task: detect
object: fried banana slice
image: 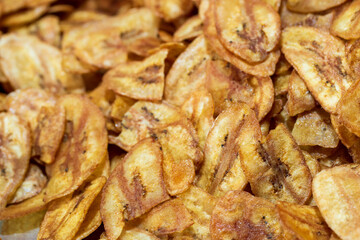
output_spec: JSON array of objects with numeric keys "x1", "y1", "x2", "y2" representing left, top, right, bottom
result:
[
  {"x1": 105, "y1": 49, "x2": 168, "y2": 101},
  {"x1": 292, "y1": 108, "x2": 339, "y2": 148},
  {"x1": 9, "y1": 164, "x2": 47, "y2": 204},
  {"x1": 37, "y1": 177, "x2": 106, "y2": 240},
  {"x1": 240, "y1": 123, "x2": 312, "y2": 204},
  {"x1": 281, "y1": 26, "x2": 353, "y2": 113},
  {"x1": 197, "y1": 103, "x2": 253, "y2": 196},
  {"x1": 44, "y1": 94, "x2": 108, "y2": 203},
  {"x1": 276, "y1": 201, "x2": 331, "y2": 240},
  {"x1": 110, "y1": 101, "x2": 182, "y2": 151},
  {"x1": 331, "y1": 0, "x2": 360, "y2": 40},
  {"x1": 0, "y1": 4, "x2": 48, "y2": 27},
  {"x1": 145, "y1": 0, "x2": 194, "y2": 22},
  {"x1": 174, "y1": 15, "x2": 203, "y2": 42},
  {"x1": 101, "y1": 138, "x2": 169, "y2": 240},
  {"x1": 313, "y1": 165, "x2": 360, "y2": 240},
  {"x1": 0, "y1": 113, "x2": 31, "y2": 209},
  {"x1": 0, "y1": 34, "x2": 83, "y2": 93},
  {"x1": 287, "y1": 0, "x2": 347, "y2": 13},
  {"x1": 210, "y1": 191, "x2": 283, "y2": 240},
  {"x1": 214, "y1": 0, "x2": 280, "y2": 63}
]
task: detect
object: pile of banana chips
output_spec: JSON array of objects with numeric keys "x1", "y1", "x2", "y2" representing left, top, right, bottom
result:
[{"x1": 1, "y1": 0, "x2": 360, "y2": 239}]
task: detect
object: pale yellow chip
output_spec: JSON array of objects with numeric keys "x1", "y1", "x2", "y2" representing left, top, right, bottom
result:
[
  {"x1": 281, "y1": 26, "x2": 353, "y2": 113},
  {"x1": 105, "y1": 49, "x2": 168, "y2": 101},
  {"x1": 313, "y1": 165, "x2": 360, "y2": 240},
  {"x1": 144, "y1": 0, "x2": 194, "y2": 22},
  {"x1": 331, "y1": 0, "x2": 360, "y2": 40},
  {"x1": 287, "y1": 0, "x2": 347, "y2": 13},
  {"x1": 174, "y1": 15, "x2": 203, "y2": 42}
]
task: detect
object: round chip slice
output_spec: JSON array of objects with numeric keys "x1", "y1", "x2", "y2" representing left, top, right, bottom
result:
[
  {"x1": 0, "y1": 112, "x2": 31, "y2": 209},
  {"x1": 214, "y1": 0, "x2": 280, "y2": 63},
  {"x1": 210, "y1": 191, "x2": 283, "y2": 240}
]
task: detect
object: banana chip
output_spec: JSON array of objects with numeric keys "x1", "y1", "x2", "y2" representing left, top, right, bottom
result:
[
  {"x1": 214, "y1": 0, "x2": 280, "y2": 63},
  {"x1": 346, "y1": 39, "x2": 360, "y2": 79},
  {"x1": 331, "y1": 0, "x2": 360, "y2": 40},
  {"x1": 276, "y1": 201, "x2": 331, "y2": 240},
  {"x1": 0, "y1": 0, "x2": 54, "y2": 16},
  {"x1": 155, "y1": 122, "x2": 202, "y2": 195},
  {"x1": 101, "y1": 138, "x2": 169, "y2": 240},
  {"x1": 287, "y1": 0, "x2": 347, "y2": 13},
  {"x1": 145, "y1": 0, "x2": 193, "y2": 22},
  {"x1": 292, "y1": 108, "x2": 339, "y2": 148},
  {"x1": 313, "y1": 165, "x2": 360, "y2": 240},
  {"x1": 203, "y1": 0, "x2": 280, "y2": 77},
  {"x1": 181, "y1": 89, "x2": 214, "y2": 150},
  {"x1": 118, "y1": 228, "x2": 161, "y2": 240},
  {"x1": 174, "y1": 15, "x2": 203, "y2": 42},
  {"x1": 240, "y1": 123, "x2": 312, "y2": 204},
  {"x1": 44, "y1": 94, "x2": 107, "y2": 203},
  {"x1": 9, "y1": 164, "x2": 47, "y2": 204},
  {"x1": 110, "y1": 101, "x2": 182, "y2": 151},
  {"x1": 197, "y1": 103, "x2": 253, "y2": 196},
  {"x1": 165, "y1": 35, "x2": 210, "y2": 106},
  {"x1": 282, "y1": 26, "x2": 354, "y2": 113},
  {"x1": 210, "y1": 191, "x2": 283, "y2": 240},
  {"x1": 105, "y1": 49, "x2": 168, "y2": 101},
  {"x1": 37, "y1": 176, "x2": 106, "y2": 240},
  {"x1": 137, "y1": 199, "x2": 193, "y2": 236},
  {"x1": 274, "y1": 74, "x2": 290, "y2": 96},
  {"x1": 286, "y1": 71, "x2": 316, "y2": 116},
  {"x1": 338, "y1": 78, "x2": 360, "y2": 137},
  {"x1": 0, "y1": 112, "x2": 31, "y2": 209},
  {"x1": 0, "y1": 4, "x2": 48, "y2": 27}
]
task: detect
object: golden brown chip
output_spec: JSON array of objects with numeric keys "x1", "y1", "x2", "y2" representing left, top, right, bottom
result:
[
  {"x1": 137, "y1": 199, "x2": 193, "y2": 236},
  {"x1": 147, "y1": 42, "x2": 186, "y2": 63},
  {"x1": 197, "y1": 103, "x2": 253, "y2": 196},
  {"x1": 9, "y1": 164, "x2": 47, "y2": 204},
  {"x1": 118, "y1": 228, "x2": 161, "y2": 240},
  {"x1": 240, "y1": 123, "x2": 312, "y2": 204},
  {"x1": 275, "y1": 55, "x2": 292, "y2": 76},
  {"x1": 286, "y1": 70, "x2": 316, "y2": 116},
  {"x1": 165, "y1": 35, "x2": 210, "y2": 106},
  {"x1": 273, "y1": 74, "x2": 290, "y2": 97},
  {"x1": 37, "y1": 176, "x2": 106, "y2": 240},
  {"x1": 59, "y1": 10, "x2": 108, "y2": 32},
  {"x1": 210, "y1": 191, "x2": 283, "y2": 240},
  {"x1": 181, "y1": 89, "x2": 214, "y2": 150},
  {"x1": 276, "y1": 201, "x2": 331, "y2": 240},
  {"x1": 287, "y1": 0, "x2": 347, "y2": 13},
  {"x1": 1, "y1": 4, "x2": 48, "y2": 27},
  {"x1": 338, "y1": 78, "x2": 360, "y2": 137},
  {"x1": 174, "y1": 15, "x2": 203, "y2": 42},
  {"x1": 281, "y1": 26, "x2": 353, "y2": 113},
  {"x1": 0, "y1": 0, "x2": 54, "y2": 16},
  {"x1": 313, "y1": 165, "x2": 360, "y2": 240},
  {"x1": 331, "y1": 0, "x2": 360, "y2": 40},
  {"x1": 0, "y1": 34, "x2": 84, "y2": 93},
  {"x1": 109, "y1": 101, "x2": 182, "y2": 151},
  {"x1": 0, "y1": 112, "x2": 31, "y2": 209},
  {"x1": 110, "y1": 95, "x2": 136, "y2": 124},
  {"x1": 105, "y1": 49, "x2": 168, "y2": 101},
  {"x1": 346, "y1": 39, "x2": 360, "y2": 79},
  {"x1": 101, "y1": 138, "x2": 169, "y2": 240},
  {"x1": 155, "y1": 122, "x2": 202, "y2": 195},
  {"x1": 44, "y1": 94, "x2": 108, "y2": 203},
  {"x1": 144, "y1": 0, "x2": 194, "y2": 22},
  {"x1": 0, "y1": 209, "x2": 45, "y2": 235},
  {"x1": 203, "y1": 0, "x2": 280, "y2": 77},
  {"x1": 263, "y1": 0, "x2": 281, "y2": 11},
  {"x1": 302, "y1": 150, "x2": 320, "y2": 178},
  {"x1": 292, "y1": 108, "x2": 339, "y2": 148},
  {"x1": 214, "y1": 0, "x2": 280, "y2": 63}
]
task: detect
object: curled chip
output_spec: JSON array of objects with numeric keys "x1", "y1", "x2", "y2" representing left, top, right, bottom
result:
[
  {"x1": 105, "y1": 49, "x2": 168, "y2": 101},
  {"x1": 0, "y1": 112, "x2": 31, "y2": 209},
  {"x1": 44, "y1": 94, "x2": 108, "y2": 203},
  {"x1": 0, "y1": 34, "x2": 84, "y2": 93},
  {"x1": 331, "y1": 0, "x2": 360, "y2": 40},
  {"x1": 292, "y1": 108, "x2": 339, "y2": 148},
  {"x1": 0, "y1": 4, "x2": 48, "y2": 27},
  {"x1": 181, "y1": 89, "x2": 214, "y2": 150},
  {"x1": 145, "y1": 0, "x2": 194, "y2": 22},
  {"x1": 101, "y1": 138, "x2": 169, "y2": 240},
  {"x1": 210, "y1": 191, "x2": 283, "y2": 240},
  {"x1": 286, "y1": 71, "x2": 316, "y2": 116},
  {"x1": 338, "y1": 78, "x2": 360, "y2": 137},
  {"x1": 281, "y1": 26, "x2": 353, "y2": 113},
  {"x1": 155, "y1": 122, "x2": 202, "y2": 195},
  {"x1": 205, "y1": 56, "x2": 274, "y2": 119},
  {"x1": 165, "y1": 35, "x2": 210, "y2": 106},
  {"x1": 197, "y1": 103, "x2": 252, "y2": 196},
  {"x1": 240, "y1": 123, "x2": 312, "y2": 204},
  {"x1": 137, "y1": 199, "x2": 193, "y2": 236},
  {"x1": 287, "y1": 0, "x2": 347, "y2": 13},
  {"x1": 38, "y1": 177, "x2": 106, "y2": 240},
  {"x1": 276, "y1": 201, "x2": 331, "y2": 240},
  {"x1": 214, "y1": 0, "x2": 280, "y2": 63},
  {"x1": 9, "y1": 164, "x2": 47, "y2": 204},
  {"x1": 110, "y1": 101, "x2": 182, "y2": 151},
  {"x1": 313, "y1": 165, "x2": 360, "y2": 240},
  {"x1": 174, "y1": 15, "x2": 203, "y2": 42}
]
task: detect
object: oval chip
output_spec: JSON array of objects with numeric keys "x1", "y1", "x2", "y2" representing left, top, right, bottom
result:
[
  {"x1": 287, "y1": 0, "x2": 347, "y2": 13},
  {"x1": 331, "y1": 0, "x2": 360, "y2": 40}
]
